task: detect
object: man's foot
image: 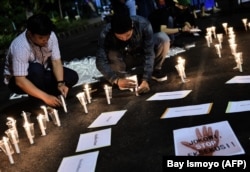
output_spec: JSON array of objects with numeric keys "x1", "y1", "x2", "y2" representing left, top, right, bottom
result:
[
  {"x1": 213, "y1": 7, "x2": 221, "y2": 13},
  {"x1": 152, "y1": 70, "x2": 167, "y2": 82},
  {"x1": 201, "y1": 12, "x2": 210, "y2": 17}
]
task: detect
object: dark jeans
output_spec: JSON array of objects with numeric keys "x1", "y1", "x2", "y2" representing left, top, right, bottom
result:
[{"x1": 8, "y1": 63, "x2": 79, "y2": 96}]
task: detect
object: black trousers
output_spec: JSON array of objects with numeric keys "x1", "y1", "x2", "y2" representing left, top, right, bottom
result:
[{"x1": 8, "y1": 63, "x2": 79, "y2": 96}]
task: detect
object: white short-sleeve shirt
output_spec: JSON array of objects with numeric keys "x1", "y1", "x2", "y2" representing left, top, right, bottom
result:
[{"x1": 3, "y1": 30, "x2": 61, "y2": 84}]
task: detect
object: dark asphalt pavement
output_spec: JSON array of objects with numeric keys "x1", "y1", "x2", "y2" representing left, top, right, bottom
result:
[{"x1": 1, "y1": 2, "x2": 250, "y2": 172}]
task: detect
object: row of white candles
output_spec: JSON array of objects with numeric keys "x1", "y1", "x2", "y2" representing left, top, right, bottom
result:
[
  {"x1": 205, "y1": 23, "x2": 243, "y2": 72},
  {"x1": 0, "y1": 106, "x2": 63, "y2": 164},
  {"x1": 76, "y1": 84, "x2": 113, "y2": 114}
]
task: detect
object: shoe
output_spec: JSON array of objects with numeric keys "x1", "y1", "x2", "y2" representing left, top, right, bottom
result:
[
  {"x1": 152, "y1": 70, "x2": 167, "y2": 82},
  {"x1": 201, "y1": 12, "x2": 210, "y2": 17},
  {"x1": 213, "y1": 7, "x2": 221, "y2": 13}
]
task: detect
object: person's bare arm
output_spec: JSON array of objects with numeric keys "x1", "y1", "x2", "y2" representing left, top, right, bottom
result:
[{"x1": 51, "y1": 59, "x2": 69, "y2": 97}]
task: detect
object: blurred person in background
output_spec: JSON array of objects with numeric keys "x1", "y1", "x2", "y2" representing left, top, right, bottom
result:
[{"x1": 149, "y1": 0, "x2": 197, "y2": 46}]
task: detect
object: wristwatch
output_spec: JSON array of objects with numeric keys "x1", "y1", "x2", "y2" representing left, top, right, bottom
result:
[
  {"x1": 57, "y1": 80, "x2": 65, "y2": 87},
  {"x1": 178, "y1": 27, "x2": 183, "y2": 33}
]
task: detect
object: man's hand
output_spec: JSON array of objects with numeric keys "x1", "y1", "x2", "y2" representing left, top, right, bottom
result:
[
  {"x1": 57, "y1": 84, "x2": 69, "y2": 98},
  {"x1": 182, "y1": 22, "x2": 193, "y2": 32},
  {"x1": 117, "y1": 78, "x2": 137, "y2": 89},
  {"x1": 43, "y1": 94, "x2": 62, "y2": 107},
  {"x1": 138, "y1": 80, "x2": 150, "y2": 94}
]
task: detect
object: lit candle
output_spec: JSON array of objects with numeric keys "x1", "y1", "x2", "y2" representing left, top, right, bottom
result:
[
  {"x1": 234, "y1": 52, "x2": 243, "y2": 72},
  {"x1": 205, "y1": 35, "x2": 210, "y2": 47},
  {"x1": 59, "y1": 95, "x2": 67, "y2": 113},
  {"x1": 214, "y1": 44, "x2": 221, "y2": 58},
  {"x1": 227, "y1": 27, "x2": 234, "y2": 35},
  {"x1": 211, "y1": 26, "x2": 216, "y2": 38},
  {"x1": 84, "y1": 84, "x2": 91, "y2": 103},
  {"x1": 1, "y1": 136, "x2": 14, "y2": 164},
  {"x1": 40, "y1": 105, "x2": 49, "y2": 121},
  {"x1": 242, "y1": 18, "x2": 248, "y2": 31},
  {"x1": 126, "y1": 75, "x2": 139, "y2": 96},
  {"x1": 37, "y1": 114, "x2": 47, "y2": 136},
  {"x1": 5, "y1": 128, "x2": 20, "y2": 154},
  {"x1": 76, "y1": 92, "x2": 88, "y2": 113},
  {"x1": 175, "y1": 57, "x2": 186, "y2": 83},
  {"x1": 229, "y1": 43, "x2": 237, "y2": 55},
  {"x1": 53, "y1": 109, "x2": 61, "y2": 126},
  {"x1": 6, "y1": 117, "x2": 19, "y2": 137},
  {"x1": 21, "y1": 111, "x2": 29, "y2": 123},
  {"x1": 23, "y1": 122, "x2": 34, "y2": 144},
  {"x1": 104, "y1": 85, "x2": 112, "y2": 104},
  {"x1": 222, "y1": 22, "x2": 228, "y2": 34},
  {"x1": 217, "y1": 33, "x2": 223, "y2": 48}
]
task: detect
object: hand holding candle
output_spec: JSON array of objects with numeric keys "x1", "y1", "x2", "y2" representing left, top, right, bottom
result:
[{"x1": 126, "y1": 75, "x2": 139, "y2": 96}]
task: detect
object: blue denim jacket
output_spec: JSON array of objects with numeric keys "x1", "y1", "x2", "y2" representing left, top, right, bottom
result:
[{"x1": 96, "y1": 15, "x2": 155, "y2": 84}]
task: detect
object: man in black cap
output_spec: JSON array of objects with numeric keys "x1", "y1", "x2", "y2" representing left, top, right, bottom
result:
[{"x1": 96, "y1": 14, "x2": 170, "y2": 94}]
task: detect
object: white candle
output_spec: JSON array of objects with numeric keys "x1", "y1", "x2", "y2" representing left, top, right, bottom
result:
[
  {"x1": 211, "y1": 26, "x2": 216, "y2": 38},
  {"x1": 205, "y1": 35, "x2": 210, "y2": 47},
  {"x1": 23, "y1": 122, "x2": 34, "y2": 144},
  {"x1": 84, "y1": 84, "x2": 91, "y2": 103},
  {"x1": 59, "y1": 95, "x2": 67, "y2": 113},
  {"x1": 76, "y1": 92, "x2": 88, "y2": 113},
  {"x1": 21, "y1": 111, "x2": 29, "y2": 123},
  {"x1": 53, "y1": 109, "x2": 61, "y2": 126},
  {"x1": 214, "y1": 44, "x2": 221, "y2": 58},
  {"x1": 104, "y1": 85, "x2": 111, "y2": 104},
  {"x1": 37, "y1": 114, "x2": 46, "y2": 136},
  {"x1": 6, "y1": 117, "x2": 19, "y2": 137},
  {"x1": 176, "y1": 57, "x2": 186, "y2": 83},
  {"x1": 222, "y1": 23, "x2": 228, "y2": 34},
  {"x1": 2, "y1": 136, "x2": 14, "y2": 164},
  {"x1": 242, "y1": 18, "x2": 248, "y2": 31},
  {"x1": 228, "y1": 27, "x2": 234, "y2": 35},
  {"x1": 5, "y1": 129, "x2": 20, "y2": 154},
  {"x1": 217, "y1": 33, "x2": 223, "y2": 48},
  {"x1": 40, "y1": 105, "x2": 49, "y2": 121},
  {"x1": 229, "y1": 43, "x2": 237, "y2": 55},
  {"x1": 235, "y1": 52, "x2": 243, "y2": 72},
  {"x1": 175, "y1": 65, "x2": 185, "y2": 83}
]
